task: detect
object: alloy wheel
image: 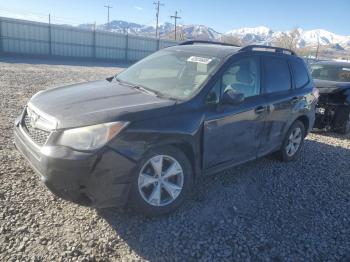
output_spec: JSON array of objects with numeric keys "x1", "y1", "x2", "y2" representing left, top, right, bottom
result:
[
  {"x1": 138, "y1": 155, "x2": 184, "y2": 207},
  {"x1": 286, "y1": 127, "x2": 302, "y2": 157}
]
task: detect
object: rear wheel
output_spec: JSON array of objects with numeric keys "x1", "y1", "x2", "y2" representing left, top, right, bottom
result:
[
  {"x1": 276, "y1": 120, "x2": 305, "y2": 162},
  {"x1": 129, "y1": 146, "x2": 193, "y2": 216}
]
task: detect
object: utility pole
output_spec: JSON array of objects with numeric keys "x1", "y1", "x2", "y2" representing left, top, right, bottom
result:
[
  {"x1": 315, "y1": 36, "x2": 320, "y2": 60},
  {"x1": 170, "y1": 11, "x2": 181, "y2": 41},
  {"x1": 93, "y1": 21, "x2": 96, "y2": 58},
  {"x1": 104, "y1": 5, "x2": 112, "y2": 30},
  {"x1": 153, "y1": 1, "x2": 164, "y2": 39},
  {"x1": 48, "y1": 13, "x2": 52, "y2": 56}
]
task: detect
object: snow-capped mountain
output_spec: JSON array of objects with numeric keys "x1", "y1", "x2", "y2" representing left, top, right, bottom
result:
[
  {"x1": 226, "y1": 26, "x2": 350, "y2": 49},
  {"x1": 299, "y1": 29, "x2": 350, "y2": 47},
  {"x1": 226, "y1": 26, "x2": 274, "y2": 43},
  {"x1": 79, "y1": 20, "x2": 220, "y2": 40},
  {"x1": 78, "y1": 20, "x2": 350, "y2": 49},
  {"x1": 179, "y1": 24, "x2": 221, "y2": 40},
  {"x1": 79, "y1": 20, "x2": 152, "y2": 34}
]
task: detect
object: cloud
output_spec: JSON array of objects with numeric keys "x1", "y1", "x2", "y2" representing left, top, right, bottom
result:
[{"x1": 134, "y1": 6, "x2": 143, "y2": 11}]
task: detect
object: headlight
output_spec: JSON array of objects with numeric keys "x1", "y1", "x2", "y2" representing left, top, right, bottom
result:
[{"x1": 57, "y1": 121, "x2": 129, "y2": 150}]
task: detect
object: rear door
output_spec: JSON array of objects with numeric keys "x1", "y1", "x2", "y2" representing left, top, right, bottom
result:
[{"x1": 258, "y1": 55, "x2": 295, "y2": 156}]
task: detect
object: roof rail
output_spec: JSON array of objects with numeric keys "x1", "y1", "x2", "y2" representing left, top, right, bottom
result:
[
  {"x1": 240, "y1": 45, "x2": 296, "y2": 55},
  {"x1": 179, "y1": 40, "x2": 240, "y2": 47}
]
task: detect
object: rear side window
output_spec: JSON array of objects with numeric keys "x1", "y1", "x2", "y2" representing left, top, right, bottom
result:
[
  {"x1": 264, "y1": 57, "x2": 292, "y2": 93},
  {"x1": 291, "y1": 58, "x2": 309, "y2": 88}
]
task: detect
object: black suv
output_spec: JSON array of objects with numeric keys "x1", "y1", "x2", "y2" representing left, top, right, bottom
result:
[{"x1": 14, "y1": 42, "x2": 317, "y2": 215}]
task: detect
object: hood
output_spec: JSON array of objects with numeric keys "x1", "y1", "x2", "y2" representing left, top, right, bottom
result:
[
  {"x1": 29, "y1": 79, "x2": 176, "y2": 129},
  {"x1": 314, "y1": 79, "x2": 350, "y2": 94}
]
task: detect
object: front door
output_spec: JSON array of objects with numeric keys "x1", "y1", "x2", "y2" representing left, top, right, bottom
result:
[{"x1": 203, "y1": 55, "x2": 267, "y2": 169}]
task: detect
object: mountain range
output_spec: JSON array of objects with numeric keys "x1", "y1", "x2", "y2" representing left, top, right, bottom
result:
[
  {"x1": 226, "y1": 26, "x2": 350, "y2": 49},
  {"x1": 78, "y1": 20, "x2": 350, "y2": 50}
]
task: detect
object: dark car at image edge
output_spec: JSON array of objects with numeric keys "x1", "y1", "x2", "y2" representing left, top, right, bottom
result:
[
  {"x1": 14, "y1": 41, "x2": 318, "y2": 216},
  {"x1": 310, "y1": 60, "x2": 350, "y2": 134}
]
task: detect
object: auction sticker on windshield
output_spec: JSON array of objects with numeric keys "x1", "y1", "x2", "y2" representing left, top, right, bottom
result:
[{"x1": 187, "y1": 56, "x2": 213, "y2": 64}]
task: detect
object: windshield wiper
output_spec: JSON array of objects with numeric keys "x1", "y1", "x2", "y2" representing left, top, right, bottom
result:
[
  {"x1": 115, "y1": 77, "x2": 160, "y2": 97},
  {"x1": 115, "y1": 77, "x2": 180, "y2": 101},
  {"x1": 133, "y1": 85, "x2": 160, "y2": 96}
]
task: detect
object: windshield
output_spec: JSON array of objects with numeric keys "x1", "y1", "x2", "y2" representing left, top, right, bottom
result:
[
  {"x1": 310, "y1": 64, "x2": 350, "y2": 82},
  {"x1": 116, "y1": 50, "x2": 221, "y2": 100}
]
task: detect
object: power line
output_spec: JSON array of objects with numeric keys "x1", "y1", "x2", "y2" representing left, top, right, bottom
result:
[
  {"x1": 153, "y1": 1, "x2": 164, "y2": 39},
  {"x1": 104, "y1": 5, "x2": 113, "y2": 29},
  {"x1": 170, "y1": 11, "x2": 181, "y2": 41}
]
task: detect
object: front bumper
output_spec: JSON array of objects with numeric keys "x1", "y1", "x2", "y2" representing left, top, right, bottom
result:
[{"x1": 14, "y1": 122, "x2": 136, "y2": 208}]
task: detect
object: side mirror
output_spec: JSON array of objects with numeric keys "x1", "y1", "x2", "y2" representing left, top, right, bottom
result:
[
  {"x1": 106, "y1": 76, "x2": 115, "y2": 82},
  {"x1": 221, "y1": 90, "x2": 245, "y2": 105}
]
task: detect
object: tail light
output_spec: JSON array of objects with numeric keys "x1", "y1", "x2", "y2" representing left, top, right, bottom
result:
[{"x1": 312, "y1": 87, "x2": 320, "y2": 100}]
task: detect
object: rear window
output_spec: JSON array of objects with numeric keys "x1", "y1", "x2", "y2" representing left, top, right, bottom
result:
[
  {"x1": 291, "y1": 58, "x2": 309, "y2": 88},
  {"x1": 264, "y1": 57, "x2": 292, "y2": 93}
]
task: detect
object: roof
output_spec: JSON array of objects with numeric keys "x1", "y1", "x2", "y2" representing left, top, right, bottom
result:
[
  {"x1": 166, "y1": 42, "x2": 297, "y2": 59},
  {"x1": 166, "y1": 44, "x2": 241, "y2": 59}
]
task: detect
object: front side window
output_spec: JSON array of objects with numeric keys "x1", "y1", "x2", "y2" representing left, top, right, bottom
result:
[
  {"x1": 116, "y1": 50, "x2": 221, "y2": 100},
  {"x1": 310, "y1": 64, "x2": 350, "y2": 82},
  {"x1": 222, "y1": 57, "x2": 260, "y2": 98},
  {"x1": 206, "y1": 56, "x2": 260, "y2": 104},
  {"x1": 264, "y1": 57, "x2": 292, "y2": 93}
]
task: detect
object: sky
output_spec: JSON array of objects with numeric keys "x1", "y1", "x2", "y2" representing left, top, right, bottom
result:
[{"x1": 0, "y1": 0, "x2": 349, "y2": 35}]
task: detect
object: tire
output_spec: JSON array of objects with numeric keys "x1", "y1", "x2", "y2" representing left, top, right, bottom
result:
[
  {"x1": 129, "y1": 146, "x2": 193, "y2": 216},
  {"x1": 334, "y1": 108, "x2": 350, "y2": 134},
  {"x1": 276, "y1": 120, "x2": 306, "y2": 162}
]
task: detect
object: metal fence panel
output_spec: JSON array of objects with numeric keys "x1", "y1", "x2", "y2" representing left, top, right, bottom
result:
[
  {"x1": 128, "y1": 35, "x2": 158, "y2": 51},
  {"x1": 52, "y1": 25, "x2": 93, "y2": 45},
  {"x1": 96, "y1": 31, "x2": 126, "y2": 48},
  {"x1": 0, "y1": 16, "x2": 178, "y2": 61},
  {"x1": 0, "y1": 17, "x2": 49, "y2": 55},
  {"x1": 51, "y1": 25, "x2": 93, "y2": 57},
  {"x1": 96, "y1": 47, "x2": 125, "y2": 60},
  {"x1": 128, "y1": 35, "x2": 158, "y2": 61},
  {"x1": 51, "y1": 43, "x2": 92, "y2": 57},
  {"x1": 95, "y1": 31, "x2": 126, "y2": 60},
  {"x1": 3, "y1": 38, "x2": 49, "y2": 55},
  {"x1": 2, "y1": 18, "x2": 48, "y2": 41},
  {"x1": 159, "y1": 40, "x2": 177, "y2": 49}
]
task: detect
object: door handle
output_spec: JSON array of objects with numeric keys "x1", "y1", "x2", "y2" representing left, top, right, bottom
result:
[{"x1": 255, "y1": 106, "x2": 266, "y2": 114}]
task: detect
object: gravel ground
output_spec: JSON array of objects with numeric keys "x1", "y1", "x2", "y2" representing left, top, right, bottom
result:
[{"x1": 0, "y1": 57, "x2": 350, "y2": 261}]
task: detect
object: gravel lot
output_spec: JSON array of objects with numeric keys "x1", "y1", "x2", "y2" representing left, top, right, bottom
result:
[{"x1": 0, "y1": 56, "x2": 350, "y2": 261}]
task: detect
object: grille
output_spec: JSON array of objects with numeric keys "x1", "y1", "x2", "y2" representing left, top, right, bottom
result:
[{"x1": 22, "y1": 111, "x2": 50, "y2": 146}]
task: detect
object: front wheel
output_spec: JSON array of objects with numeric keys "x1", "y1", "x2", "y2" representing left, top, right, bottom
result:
[
  {"x1": 276, "y1": 120, "x2": 306, "y2": 162},
  {"x1": 129, "y1": 146, "x2": 193, "y2": 216}
]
